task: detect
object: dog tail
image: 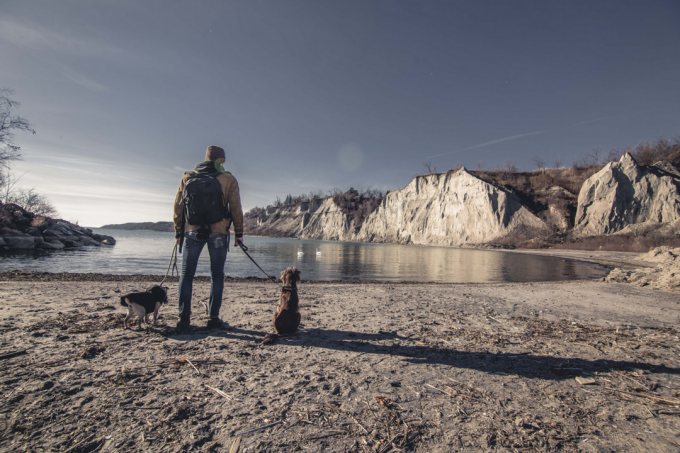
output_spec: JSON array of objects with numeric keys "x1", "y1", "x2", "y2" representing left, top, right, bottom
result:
[
  {"x1": 120, "y1": 296, "x2": 128, "y2": 307},
  {"x1": 261, "y1": 333, "x2": 279, "y2": 345}
]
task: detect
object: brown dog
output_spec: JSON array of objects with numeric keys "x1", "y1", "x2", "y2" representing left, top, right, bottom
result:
[{"x1": 262, "y1": 267, "x2": 301, "y2": 345}]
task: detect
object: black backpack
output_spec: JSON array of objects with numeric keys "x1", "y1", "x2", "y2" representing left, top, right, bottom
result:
[{"x1": 182, "y1": 171, "x2": 230, "y2": 227}]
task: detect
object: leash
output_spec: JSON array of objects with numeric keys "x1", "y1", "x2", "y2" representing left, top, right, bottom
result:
[
  {"x1": 238, "y1": 243, "x2": 277, "y2": 283},
  {"x1": 159, "y1": 244, "x2": 179, "y2": 287}
]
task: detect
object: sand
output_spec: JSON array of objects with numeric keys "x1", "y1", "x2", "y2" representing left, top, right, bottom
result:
[{"x1": 1, "y1": 268, "x2": 679, "y2": 452}]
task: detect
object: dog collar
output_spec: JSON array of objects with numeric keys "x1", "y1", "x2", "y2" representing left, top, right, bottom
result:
[{"x1": 281, "y1": 286, "x2": 296, "y2": 293}]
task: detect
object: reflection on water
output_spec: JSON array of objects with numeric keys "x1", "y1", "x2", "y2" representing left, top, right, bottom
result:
[{"x1": 0, "y1": 229, "x2": 605, "y2": 283}]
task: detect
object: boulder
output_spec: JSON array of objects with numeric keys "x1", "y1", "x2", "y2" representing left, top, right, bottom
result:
[
  {"x1": 24, "y1": 227, "x2": 43, "y2": 237},
  {"x1": 2, "y1": 233, "x2": 38, "y2": 249},
  {"x1": 92, "y1": 234, "x2": 116, "y2": 245},
  {"x1": 575, "y1": 153, "x2": 680, "y2": 235},
  {"x1": 37, "y1": 241, "x2": 65, "y2": 250}
]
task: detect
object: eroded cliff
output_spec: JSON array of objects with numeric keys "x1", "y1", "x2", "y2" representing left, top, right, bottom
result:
[
  {"x1": 357, "y1": 169, "x2": 549, "y2": 246},
  {"x1": 250, "y1": 168, "x2": 550, "y2": 246},
  {"x1": 575, "y1": 153, "x2": 680, "y2": 235}
]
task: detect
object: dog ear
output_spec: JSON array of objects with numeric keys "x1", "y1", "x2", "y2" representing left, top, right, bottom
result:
[{"x1": 293, "y1": 268, "x2": 301, "y2": 282}]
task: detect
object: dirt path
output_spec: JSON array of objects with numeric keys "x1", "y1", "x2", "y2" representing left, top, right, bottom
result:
[{"x1": 1, "y1": 275, "x2": 679, "y2": 452}]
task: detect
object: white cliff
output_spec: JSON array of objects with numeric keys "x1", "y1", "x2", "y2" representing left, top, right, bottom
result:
[
  {"x1": 253, "y1": 198, "x2": 355, "y2": 241},
  {"x1": 575, "y1": 153, "x2": 680, "y2": 235},
  {"x1": 356, "y1": 169, "x2": 549, "y2": 246}
]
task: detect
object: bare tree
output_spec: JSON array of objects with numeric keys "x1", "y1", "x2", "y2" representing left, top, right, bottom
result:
[
  {"x1": 452, "y1": 161, "x2": 463, "y2": 171},
  {"x1": 7, "y1": 187, "x2": 58, "y2": 217},
  {"x1": 554, "y1": 156, "x2": 562, "y2": 168},
  {"x1": 503, "y1": 160, "x2": 518, "y2": 172},
  {"x1": 0, "y1": 89, "x2": 35, "y2": 168},
  {"x1": 587, "y1": 148, "x2": 603, "y2": 165},
  {"x1": 532, "y1": 156, "x2": 545, "y2": 172},
  {"x1": 2, "y1": 169, "x2": 27, "y2": 203},
  {"x1": 477, "y1": 160, "x2": 484, "y2": 170},
  {"x1": 422, "y1": 160, "x2": 437, "y2": 175}
]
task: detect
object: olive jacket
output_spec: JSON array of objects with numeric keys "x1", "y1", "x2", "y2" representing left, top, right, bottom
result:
[{"x1": 173, "y1": 162, "x2": 244, "y2": 238}]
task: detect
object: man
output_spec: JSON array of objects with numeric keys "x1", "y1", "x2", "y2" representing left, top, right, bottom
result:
[{"x1": 173, "y1": 145, "x2": 244, "y2": 330}]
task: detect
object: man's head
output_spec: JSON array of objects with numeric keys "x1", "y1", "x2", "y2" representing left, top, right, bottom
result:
[{"x1": 206, "y1": 145, "x2": 225, "y2": 162}]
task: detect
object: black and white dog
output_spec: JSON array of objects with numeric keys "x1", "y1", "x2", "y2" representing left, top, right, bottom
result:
[{"x1": 120, "y1": 286, "x2": 168, "y2": 329}]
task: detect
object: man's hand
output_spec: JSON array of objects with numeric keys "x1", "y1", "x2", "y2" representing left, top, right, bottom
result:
[
  {"x1": 234, "y1": 237, "x2": 243, "y2": 248},
  {"x1": 176, "y1": 236, "x2": 182, "y2": 245}
]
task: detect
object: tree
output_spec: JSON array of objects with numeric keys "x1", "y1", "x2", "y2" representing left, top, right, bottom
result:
[
  {"x1": 587, "y1": 148, "x2": 603, "y2": 165},
  {"x1": 503, "y1": 160, "x2": 518, "y2": 172},
  {"x1": 554, "y1": 156, "x2": 562, "y2": 169},
  {"x1": 532, "y1": 156, "x2": 545, "y2": 172},
  {"x1": 422, "y1": 160, "x2": 437, "y2": 175},
  {"x1": 7, "y1": 187, "x2": 58, "y2": 217},
  {"x1": 0, "y1": 89, "x2": 35, "y2": 168}
]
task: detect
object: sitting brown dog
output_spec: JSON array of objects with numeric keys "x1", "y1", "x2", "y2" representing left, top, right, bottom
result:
[{"x1": 262, "y1": 267, "x2": 301, "y2": 345}]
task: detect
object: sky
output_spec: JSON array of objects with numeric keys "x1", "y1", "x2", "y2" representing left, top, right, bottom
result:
[{"x1": 1, "y1": 0, "x2": 679, "y2": 227}]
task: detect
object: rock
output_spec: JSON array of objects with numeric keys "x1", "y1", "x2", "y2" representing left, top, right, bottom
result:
[
  {"x1": 357, "y1": 169, "x2": 550, "y2": 246},
  {"x1": 37, "y1": 241, "x2": 65, "y2": 250},
  {"x1": 2, "y1": 233, "x2": 38, "y2": 249},
  {"x1": 24, "y1": 227, "x2": 42, "y2": 237},
  {"x1": 604, "y1": 246, "x2": 680, "y2": 292},
  {"x1": 575, "y1": 153, "x2": 680, "y2": 235},
  {"x1": 92, "y1": 234, "x2": 116, "y2": 245}
]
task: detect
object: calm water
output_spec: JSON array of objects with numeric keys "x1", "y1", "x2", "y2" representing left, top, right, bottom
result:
[{"x1": 0, "y1": 229, "x2": 606, "y2": 283}]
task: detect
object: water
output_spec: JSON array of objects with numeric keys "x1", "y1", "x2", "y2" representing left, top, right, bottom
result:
[{"x1": 0, "y1": 229, "x2": 606, "y2": 283}]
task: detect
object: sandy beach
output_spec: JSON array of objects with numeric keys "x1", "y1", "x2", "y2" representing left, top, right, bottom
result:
[{"x1": 1, "y1": 267, "x2": 679, "y2": 452}]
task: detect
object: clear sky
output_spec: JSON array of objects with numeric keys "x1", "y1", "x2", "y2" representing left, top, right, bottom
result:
[{"x1": 1, "y1": 1, "x2": 679, "y2": 227}]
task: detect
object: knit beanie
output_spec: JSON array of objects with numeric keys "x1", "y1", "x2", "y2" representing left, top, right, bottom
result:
[{"x1": 206, "y1": 145, "x2": 225, "y2": 161}]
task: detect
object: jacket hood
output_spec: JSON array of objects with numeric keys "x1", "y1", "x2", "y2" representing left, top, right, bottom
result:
[{"x1": 194, "y1": 160, "x2": 231, "y2": 175}]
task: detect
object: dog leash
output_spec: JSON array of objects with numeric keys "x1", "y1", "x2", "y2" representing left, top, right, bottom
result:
[
  {"x1": 159, "y1": 244, "x2": 179, "y2": 287},
  {"x1": 238, "y1": 243, "x2": 277, "y2": 283}
]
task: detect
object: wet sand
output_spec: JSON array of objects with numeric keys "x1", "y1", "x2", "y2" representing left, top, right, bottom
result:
[{"x1": 1, "y1": 269, "x2": 679, "y2": 452}]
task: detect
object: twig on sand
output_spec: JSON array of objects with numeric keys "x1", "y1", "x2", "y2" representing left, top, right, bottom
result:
[
  {"x1": 351, "y1": 415, "x2": 370, "y2": 434},
  {"x1": 306, "y1": 431, "x2": 345, "y2": 441},
  {"x1": 235, "y1": 420, "x2": 282, "y2": 436},
  {"x1": 0, "y1": 350, "x2": 27, "y2": 361},
  {"x1": 205, "y1": 384, "x2": 232, "y2": 400},
  {"x1": 174, "y1": 357, "x2": 203, "y2": 376},
  {"x1": 185, "y1": 358, "x2": 202, "y2": 376},
  {"x1": 618, "y1": 389, "x2": 680, "y2": 405},
  {"x1": 63, "y1": 434, "x2": 98, "y2": 453}
]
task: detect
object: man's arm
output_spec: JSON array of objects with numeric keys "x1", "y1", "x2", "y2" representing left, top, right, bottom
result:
[
  {"x1": 173, "y1": 178, "x2": 185, "y2": 244},
  {"x1": 228, "y1": 178, "x2": 244, "y2": 244}
]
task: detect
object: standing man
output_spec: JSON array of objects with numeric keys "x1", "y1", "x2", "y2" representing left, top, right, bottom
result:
[{"x1": 173, "y1": 145, "x2": 244, "y2": 330}]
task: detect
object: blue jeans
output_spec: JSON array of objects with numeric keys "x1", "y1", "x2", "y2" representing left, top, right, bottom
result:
[{"x1": 178, "y1": 231, "x2": 229, "y2": 319}]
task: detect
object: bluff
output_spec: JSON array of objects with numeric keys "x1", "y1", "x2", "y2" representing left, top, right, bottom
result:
[
  {"x1": 0, "y1": 203, "x2": 115, "y2": 251},
  {"x1": 357, "y1": 169, "x2": 549, "y2": 246},
  {"x1": 575, "y1": 153, "x2": 680, "y2": 235},
  {"x1": 250, "y1": 168, "x2": 551, "y2": 246},
  {"x1": 250, "y1": 198, "x2": 355, "y2": 240}
]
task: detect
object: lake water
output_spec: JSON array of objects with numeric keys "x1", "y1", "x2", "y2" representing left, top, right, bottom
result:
[{"x1": 0, "y1": 229, "x2": 606, "y2": 283}]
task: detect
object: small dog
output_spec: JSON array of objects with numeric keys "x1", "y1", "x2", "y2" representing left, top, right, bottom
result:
[
  {"x1": 262, "y1": 267, "x2": 301, "y2": 345},
  {"x1": 120, "y1": 285, "x2": 168, "y2": 329}
]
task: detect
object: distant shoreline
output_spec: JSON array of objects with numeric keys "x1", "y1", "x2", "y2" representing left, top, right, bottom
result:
[{"x1": 99, "y1": 221, "x2": 173, "y2": 232}]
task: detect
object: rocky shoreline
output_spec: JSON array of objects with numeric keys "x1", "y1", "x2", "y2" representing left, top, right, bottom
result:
[{"x1": 0, "y1": 203, "x2": 115, "y2": 251}]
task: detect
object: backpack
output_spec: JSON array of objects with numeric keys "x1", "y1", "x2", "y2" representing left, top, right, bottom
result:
[{"x1": 182, "y1": 171, "x2": 230, "y2": 227}]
